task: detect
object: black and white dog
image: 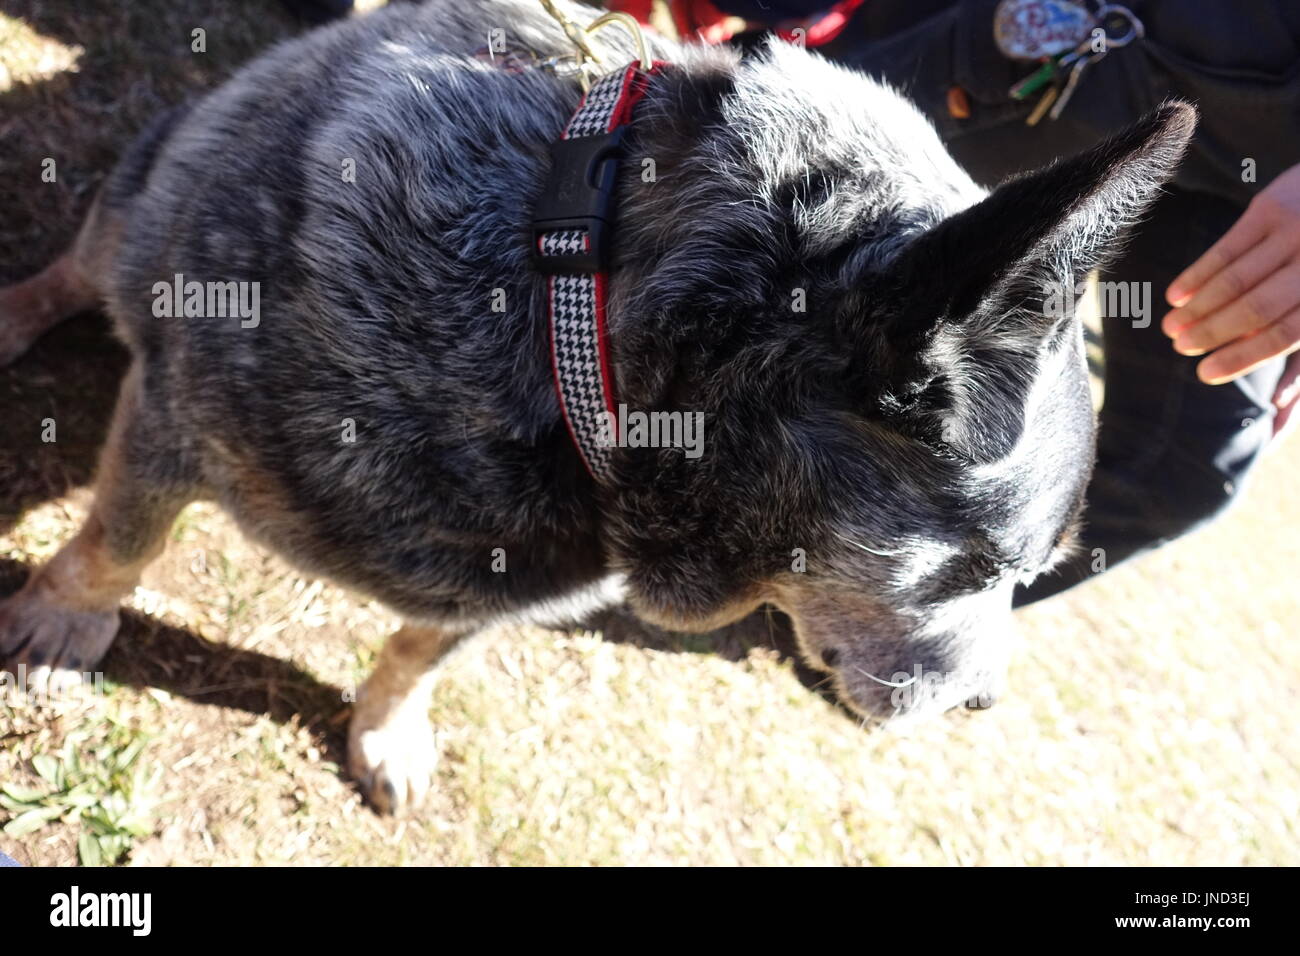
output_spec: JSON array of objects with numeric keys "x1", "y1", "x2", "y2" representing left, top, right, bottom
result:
[{"x1": 0, "y1": 0, "x2": 1192, "y2": 812}]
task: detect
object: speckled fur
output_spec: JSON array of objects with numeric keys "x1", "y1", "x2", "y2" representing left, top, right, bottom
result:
[{"x1": 1, "y1": 0, "x2": 1194, "y2": 747}]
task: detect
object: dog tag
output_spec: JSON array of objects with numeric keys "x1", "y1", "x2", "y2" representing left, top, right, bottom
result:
[{"x1": 994, "y1": 0, "x2": 1096, "y2": 61}]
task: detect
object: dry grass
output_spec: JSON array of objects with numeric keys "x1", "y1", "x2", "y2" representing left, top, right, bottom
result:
[{"x1": 1, "y1": 0, "x2": 1298, "y2": 867}]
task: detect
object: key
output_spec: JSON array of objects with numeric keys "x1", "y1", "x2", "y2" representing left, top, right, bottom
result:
[
  {"x1": 1017, "y1": 6, "x2": 1146, "y2": 126},
  {"x1": 1020, "y1": 36, "x2": 1090, "y2": 125},
  {"x1": 1048, "y1": 48, "x2": 1105, "y2": 121},
  {"x1": 1024, "y1": 85, "x2": 1059, "y2": 126},
  {"x1": 1010, "y1": 38, "x2": 1090, "y2": 102},
  {"x1": 1010, "y1": 59, "x2": 1057, "y2": 101}
]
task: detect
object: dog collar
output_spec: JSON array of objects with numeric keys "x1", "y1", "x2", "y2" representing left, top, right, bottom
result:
[{"x1": 533, "y1": 62, "x2": 667, "y2": 483}]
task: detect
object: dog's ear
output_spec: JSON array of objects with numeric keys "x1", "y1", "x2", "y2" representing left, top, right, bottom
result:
[
  {"x1": 852, "y1": 101, "x2": 1196, "y2": 461},
  {"x1": 884, "y1": 101, "x2": 1195, "y2": 333}
]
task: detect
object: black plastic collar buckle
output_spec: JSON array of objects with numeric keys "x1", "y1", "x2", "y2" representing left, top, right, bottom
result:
[{"x1": 532, "y1": 128, "x2": 626, "y2": 274}]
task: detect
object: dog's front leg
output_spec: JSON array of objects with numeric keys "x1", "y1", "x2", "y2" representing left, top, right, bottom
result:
[
  {"x1": 0, "y1": 364, "x2": 193, "y2": 682},
  {"x1": 348, "y1": 624, "x2": 467, "y2": 815}
]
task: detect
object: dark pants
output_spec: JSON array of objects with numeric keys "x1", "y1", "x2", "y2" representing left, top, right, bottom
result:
[
  {"x1": 1014, "y1": 188, "x2": 1283, "y2": 603},
  {"x1": 817, "y1": 0, "x2": 1295, "y2": 602}
]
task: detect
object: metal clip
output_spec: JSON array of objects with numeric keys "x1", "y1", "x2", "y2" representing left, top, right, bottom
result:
[{"x1": 536, "y1": 1, "x2": 652, "y2": 90}]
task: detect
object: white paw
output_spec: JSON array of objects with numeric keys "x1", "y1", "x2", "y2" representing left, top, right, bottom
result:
[{"x1": 347, "y1": 702, "x2": 438, "y2": 815}]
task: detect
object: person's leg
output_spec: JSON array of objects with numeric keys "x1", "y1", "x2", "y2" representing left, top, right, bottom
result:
[{"x1": 1014, "y1": 188, "x2": 1286, "y2": 605}]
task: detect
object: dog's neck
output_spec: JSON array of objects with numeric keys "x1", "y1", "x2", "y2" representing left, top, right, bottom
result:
[
  {"x1": 594, "y1": 55, "x2": 745, "y2": 417},
  {"x1": 529, "y1": 51, "x2": 744, "y2": 482}
]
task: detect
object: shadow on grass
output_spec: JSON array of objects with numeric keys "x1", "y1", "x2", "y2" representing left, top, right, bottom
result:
[
  {"x1": 0, "y1": 557, "x2": 350, "y2": 765},
  {"x1": 1, "y1": 544, "x2": 841, "y2": 756},
  {"x1": 0, "y1": 312, "x2": 127, "y2": 535},
  {"x1": 586, "y1": 604, "x2": 850, "y2": 715}
]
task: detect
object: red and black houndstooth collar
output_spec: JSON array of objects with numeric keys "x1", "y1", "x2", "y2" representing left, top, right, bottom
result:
[{"x1": 532, "y1": 63, "x2": 668, "y2": 483}]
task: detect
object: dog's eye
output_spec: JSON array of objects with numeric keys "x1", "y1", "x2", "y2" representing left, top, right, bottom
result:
[{"x1": 935, "y1": 548, "x2": 1011, "y2": 595}]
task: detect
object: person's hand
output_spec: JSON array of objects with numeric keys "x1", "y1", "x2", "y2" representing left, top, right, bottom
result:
[
  {"x1": 1273, "y1": 352, "x2": 1300, "y2": 437},
  {"x1": 1163, "y1": 164, "x2": 1300, "y2": 434}
]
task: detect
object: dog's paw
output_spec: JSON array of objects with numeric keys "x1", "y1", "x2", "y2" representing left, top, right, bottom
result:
[
  {"x1": 347, "y1": 702, "x2": 438, "y2": 815},
  {"x1": 0, "y1": 589, "x2": 120, "y2": 678}
]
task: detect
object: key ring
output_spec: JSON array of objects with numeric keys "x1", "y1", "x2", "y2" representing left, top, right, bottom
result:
[{"x1": 1093, "y1": 4, "x2": 1145, "y2": 49}]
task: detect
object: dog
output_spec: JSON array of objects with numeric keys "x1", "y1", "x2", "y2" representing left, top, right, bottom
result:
[{"x1": 0, "y1": 0, "x2": 1193, "y2": 813}]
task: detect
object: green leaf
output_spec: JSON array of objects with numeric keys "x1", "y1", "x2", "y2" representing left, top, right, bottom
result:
[
  {"x1": 2, "y1": 805, "x2": 64, "y2": 837},
  {"x1": 101, "y1": 834, "x2": 129, "y2": 864},
  {"x1": 117, "y1": 738, "x2": 146, "y2": 769},
  {"x1": 83, "y1": 810, "x2": 116, "y2": 834},
  {"x1": 78, "y1": 831, "x2": 102, "y2": 867},
  {"x1": 31, "y1": 754, "x2": 61, "y2": 786},
  {"x1": 117, "y1": 813, "x2": 153, "y2": 837},
  {"x1": 63, "y1": 789, "x2": 100, "y2": 810},
  {"x1": 1, "y1": 783, "x2": 50, "y2": 803},
  {"x1": 0, "y1": 802, "x2": 44, "y2": 818}
]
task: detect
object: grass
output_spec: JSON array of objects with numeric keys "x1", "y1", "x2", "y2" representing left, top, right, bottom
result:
[
  {"x1": 1, "y1": 0, "x2": 1298, "y2": 866},
  {"x1": 1, "y1": 717, "x2": 161, "y2": 866}
]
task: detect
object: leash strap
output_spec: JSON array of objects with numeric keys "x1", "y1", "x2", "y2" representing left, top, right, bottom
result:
[{"x1": 534, "y1": 63, "x2": 664, "y2": 482}]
